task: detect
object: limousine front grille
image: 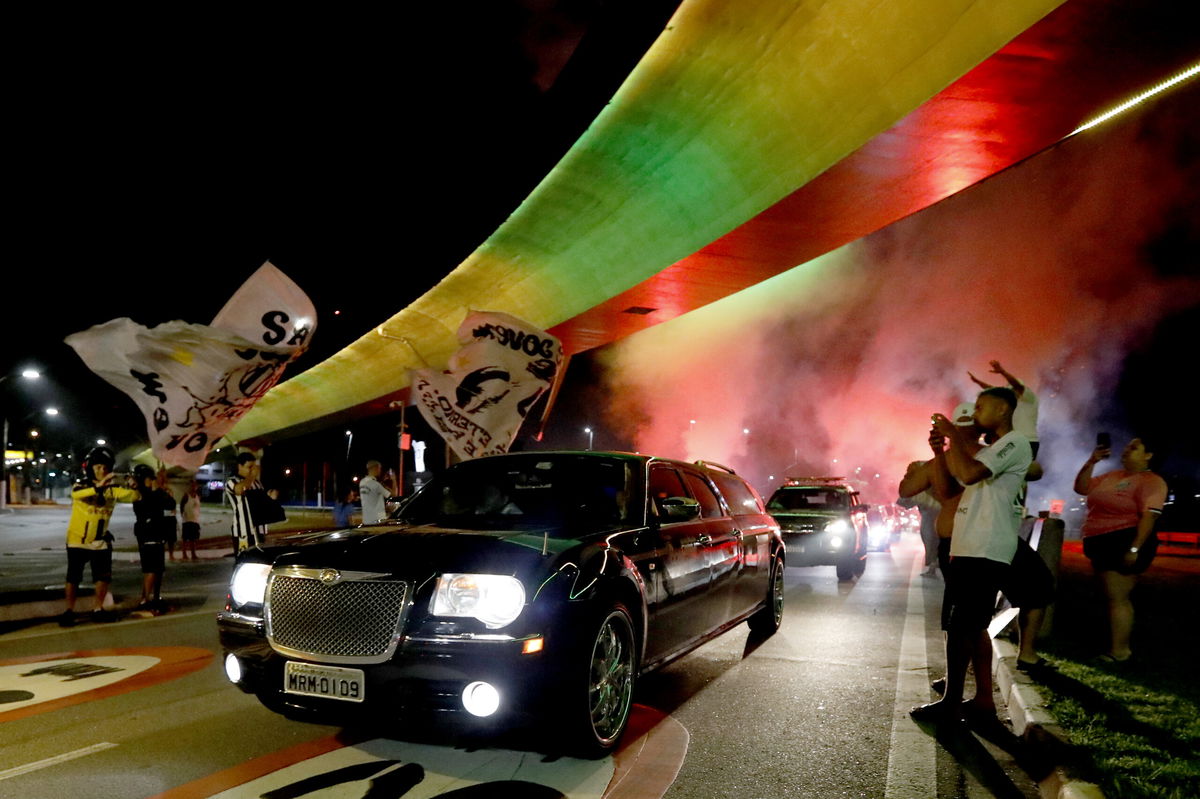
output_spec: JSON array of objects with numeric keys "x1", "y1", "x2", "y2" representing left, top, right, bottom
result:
[{"x1": 265, "y1": 569, "x2": 407, "y2": 664}]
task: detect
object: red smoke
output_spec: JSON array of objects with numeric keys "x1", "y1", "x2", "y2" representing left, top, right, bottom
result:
[{"x1": 591, "y1": 88, "x2": 1200, "y2": 507}]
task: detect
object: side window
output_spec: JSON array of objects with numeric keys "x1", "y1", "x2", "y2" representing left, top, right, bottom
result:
[
  {"x1": 648, "y1": 466, "x2": 688, "y2": 518},
  {"x1": 710, "y1": 472, "x2": 765, "y2": 516},
  {"x1": 683, "y1": 471, "x2": 723, "y2": 519}
]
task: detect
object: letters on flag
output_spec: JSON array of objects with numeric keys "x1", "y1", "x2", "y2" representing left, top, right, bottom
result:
[
  {"x1": 413, "y1": 311, "x2": 563, "y2": 460},
  {"x1": 65, "y1": 263, "x2": 315, "y2": 471}
]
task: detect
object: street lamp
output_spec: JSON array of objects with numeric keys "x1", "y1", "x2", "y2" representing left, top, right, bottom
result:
[
  {"x1": 584, "y1": 427, "x2": 594, "y2": 451},
  {"x1": 1, "y1": 367, "x2": 42, "y2": 510}
]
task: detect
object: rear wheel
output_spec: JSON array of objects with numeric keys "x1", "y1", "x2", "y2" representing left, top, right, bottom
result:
[
  {"x1": 562, "y1": 604, "x2": 637, "y2": 757},
  {"x1": 748, "y1": 556, "x2": 784, "y2": 636}
]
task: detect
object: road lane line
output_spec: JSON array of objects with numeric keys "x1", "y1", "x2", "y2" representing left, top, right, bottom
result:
[
  {"x1": 884, "y1": 548, "x2": 938, "y2": 799},
  {"x1": 0, "y1": 742, "x2": 118, "y2": 781}
]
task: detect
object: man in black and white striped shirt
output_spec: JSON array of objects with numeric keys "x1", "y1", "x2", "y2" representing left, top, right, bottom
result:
[{"x1": 225, "y1": 452, "x2": 267, "y2": 551}]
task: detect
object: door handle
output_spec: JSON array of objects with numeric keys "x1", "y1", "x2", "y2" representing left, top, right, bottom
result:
[{"x1": 694, "y1": 534, "x2": 712, "y2": 547}]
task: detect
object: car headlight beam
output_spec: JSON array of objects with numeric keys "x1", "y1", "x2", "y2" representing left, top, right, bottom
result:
[
  {"x1": 230, "y1": 563, "x2": 271, "y2": 606},
  {"x1": 433, "y1": 573, "x2": 526, "y2": 629},
  {"x1": 824, "y1": 519, "x2": 848, "y2": 534}
]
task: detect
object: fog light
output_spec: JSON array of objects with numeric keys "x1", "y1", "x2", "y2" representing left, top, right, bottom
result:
[
  {"x1": 462, "y1": 681, "x2": 501, "y2": 717},
  {"x1": 522, "y1": 637, "x2": 544, "y2": 655},
  {"x1": 829, "y1": 536, "x2": 843, "y2": 549},
  {"x1": 224, "y1": 654, "x2": 243, "y2": 684}
]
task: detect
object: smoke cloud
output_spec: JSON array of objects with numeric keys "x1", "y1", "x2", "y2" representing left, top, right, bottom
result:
[{"x1": 568, "y1": 86, "x2": 1199, "y2": 511}]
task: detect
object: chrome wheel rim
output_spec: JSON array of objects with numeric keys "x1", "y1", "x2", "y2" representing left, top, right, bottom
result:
[
  {"x1": 589, "y1": 613, "x2": 634, "y2": 743},
  {"x1": 771, "y1": 562, "x2": 784, "y2": 625}
]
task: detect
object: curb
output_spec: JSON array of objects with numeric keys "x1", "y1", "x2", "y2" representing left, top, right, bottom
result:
[{"x1": 992, "y1": 638, "x2": 1106, "y2": 799}]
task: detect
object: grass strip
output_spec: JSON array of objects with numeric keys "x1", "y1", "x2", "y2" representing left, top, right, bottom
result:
[{"x1": 1031, "y1": 653, "x2": 1200, "y2": 799}]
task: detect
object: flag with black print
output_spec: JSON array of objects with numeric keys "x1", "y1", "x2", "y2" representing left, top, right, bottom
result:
[
  {"x1": 65, "y1": 262, "x2": 315, "y2": 471},
  {"x1": 413, "y1": 311, "x2": 563, "y2": 460}
]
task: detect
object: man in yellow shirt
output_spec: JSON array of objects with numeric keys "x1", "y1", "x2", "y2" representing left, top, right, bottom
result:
[{"x1": 61, "y1": 447, "x2": 139, "y2": 626}]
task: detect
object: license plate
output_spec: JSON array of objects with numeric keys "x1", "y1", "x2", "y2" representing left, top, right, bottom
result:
[{"x1": 284, "y1": 661, "x2": 365, "y2": 703}]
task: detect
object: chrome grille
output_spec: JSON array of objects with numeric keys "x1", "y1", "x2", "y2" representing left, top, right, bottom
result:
[
  {"x1": 782, "y1": 520, "x2": 818, "y2": 534},
  {"x1": 265, "y1": 569, "x2": 408, "y2": 664}
]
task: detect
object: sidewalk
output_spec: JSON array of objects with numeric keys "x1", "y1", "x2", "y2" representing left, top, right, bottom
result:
[{"x1": 0, "y1": 504, "x2": 344, "y2": 625}]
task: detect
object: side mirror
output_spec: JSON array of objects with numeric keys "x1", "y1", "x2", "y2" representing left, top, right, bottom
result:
[
  {"x1": 658, "y1": 496, "x2": 701, "y2": 522},
  {"x1": 853, "y1": 503, "x2": 871, "y2": 513}
]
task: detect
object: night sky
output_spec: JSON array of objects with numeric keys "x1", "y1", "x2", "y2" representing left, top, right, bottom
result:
[
  {"x1": 3, "y1": 4, "x2": 1196, "y2": 522},
  {"x1": 2, "y1": 2, "x2": 678, "y2": 455}
]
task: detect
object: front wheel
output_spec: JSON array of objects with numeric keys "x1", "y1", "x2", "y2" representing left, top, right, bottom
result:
[
  {"x1": 748, "y1": 556, "x2": 784, "y2": 636},
  {"x1": 562, "y1": 604, "x2": 637, "y2": 758}
]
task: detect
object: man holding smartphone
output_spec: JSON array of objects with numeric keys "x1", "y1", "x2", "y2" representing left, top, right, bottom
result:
[{"x1": 912, "y1": 387, "x2": 1033, "y2": 725}]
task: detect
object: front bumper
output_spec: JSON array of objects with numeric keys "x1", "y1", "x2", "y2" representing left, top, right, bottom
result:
[
  {"x1": 217, "y1": 610, "x2": 565, "y2": 725},
  {"x1": 779, "y1": 530, "x2": 857, "y2": 565}
]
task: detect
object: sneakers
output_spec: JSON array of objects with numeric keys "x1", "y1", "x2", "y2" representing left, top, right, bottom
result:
[
  {"x1": 1016, "y1": 657, "x2": 1055, "y2": 674},
  {"x1": 57, "y1": 610, "x2": 77, "y2": 628},
  {"x1": 91, "y1": 609, "x2": 117, "y2": 623}
]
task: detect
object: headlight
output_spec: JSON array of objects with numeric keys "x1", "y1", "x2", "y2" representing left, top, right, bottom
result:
[
  {"x1": 824, "y1": 519, "x2": 848, "y2": 534},
  {"x1": 433, "y1": 573, "x2": 526, "y2": 629},
  {"x1": 230, "y1": 563, "x2": 271, "y2": 606}
]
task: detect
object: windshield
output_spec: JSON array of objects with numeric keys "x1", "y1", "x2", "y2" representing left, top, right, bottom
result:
[
  {"x1": 767, "y1": 487, "x2": 849, "y2": 512},
  {"x1": 397, "y1": 454, "x2": 643, "y2": 536}
]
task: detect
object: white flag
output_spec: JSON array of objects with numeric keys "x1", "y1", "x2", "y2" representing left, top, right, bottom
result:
[
  {"x1": 413, "y1": 311, "x2": 563, "y2": 460},
  {"x1": 65, "y1": 263, "x2": 315, "y2": 471}
]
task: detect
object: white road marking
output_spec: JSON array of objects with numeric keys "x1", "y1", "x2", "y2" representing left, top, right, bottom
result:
[
  {"x1": 884, "y1": 548, "x2": 938, "y2": 798},
  {"x1": 0, "y1": 742, "x2": 118, "y2": 781}
]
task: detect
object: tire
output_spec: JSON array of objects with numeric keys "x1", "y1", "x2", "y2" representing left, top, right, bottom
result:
[
  {"x1": 563, "y1": 604, "x2": 637, "y2": 758},
  {"x1": 836, "y1": 557, "x2": 857, "y2": 581},
  {"x1": 748, "y1": 556, "x2": 784, "y2": 636}
]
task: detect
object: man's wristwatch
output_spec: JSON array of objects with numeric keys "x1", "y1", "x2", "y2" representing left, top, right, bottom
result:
[{"x1": 1128, "y1": 546, "x2": 1139, "y2": 554}]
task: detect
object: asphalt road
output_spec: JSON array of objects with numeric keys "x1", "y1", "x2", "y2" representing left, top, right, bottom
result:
[{"x1": 1, "y1": 506, "x2": 1042, "y2": 798}]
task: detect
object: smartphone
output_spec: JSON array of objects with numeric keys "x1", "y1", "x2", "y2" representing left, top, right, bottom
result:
[{"x1": 1097, "y1": 432, "x2": 1111, "y2": 449}]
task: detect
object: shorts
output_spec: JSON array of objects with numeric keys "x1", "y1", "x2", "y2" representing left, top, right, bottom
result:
[
  {"x1": 137, "y1": 540, "x2": 166, "y2": 574},
  {"x1": 162, "y1": 519, "x2": 178, "y2": 545},
  {"x1": 1084, "y1": 527, "x2": 1158, "y2": 575},
  {"x1": 999, "y1": 538, "x2": 1055, "y2": 609},
  {"x1": 944, "y1": 556, "x2": 1008, "y2": 633},
  {"x1": 66, "y1": 546, "x2": 112, "y2": 584},
  {"x1": 181, "y1": 521, "x2": 200, "y2": 541}
]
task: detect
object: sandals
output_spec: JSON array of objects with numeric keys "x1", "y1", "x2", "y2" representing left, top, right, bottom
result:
[{"x1": 1094, "y1": 653, "x2": 1133, "y2": 666}]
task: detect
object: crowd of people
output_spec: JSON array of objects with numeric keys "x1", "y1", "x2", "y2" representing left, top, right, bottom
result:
[
  {"x1": 58, "y1": 450, "x2": 396, "y2": 626},
  {"x1": 897, "y1": 360, "x2": 1169, "y2": 730}
]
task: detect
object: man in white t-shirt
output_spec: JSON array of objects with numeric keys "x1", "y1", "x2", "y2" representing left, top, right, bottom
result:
[
  {"x1": 358, "y1": 460, "x2": 392, "y2": 524},
  {"x1": 911, "y1": 387, "x2": 1032, "y2": 726}
]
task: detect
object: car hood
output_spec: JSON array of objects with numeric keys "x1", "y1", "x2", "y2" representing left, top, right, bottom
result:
[{"x1": 265, "y1": 523, "x2": 586, "y2": 579}]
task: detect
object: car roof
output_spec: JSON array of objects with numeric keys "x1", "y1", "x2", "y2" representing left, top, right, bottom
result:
[{"x1": 469, "y1": 450, "x2": 746, "y2": 479}]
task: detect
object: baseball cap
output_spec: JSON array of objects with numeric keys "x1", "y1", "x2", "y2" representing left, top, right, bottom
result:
[{"x1": 952, "y1": 402, "x2": 976, "y2": 426}]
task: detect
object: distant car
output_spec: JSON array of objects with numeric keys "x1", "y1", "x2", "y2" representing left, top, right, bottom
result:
[
  {"x1": 765, "y1": 477, "x2": 868, "y2": 580},
  {"x1": 865, "y1": 506, "x2": 901, "y2": 551},
  {"x1": 218, "y1": 452, "x2": 784, "y2": 756}
]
